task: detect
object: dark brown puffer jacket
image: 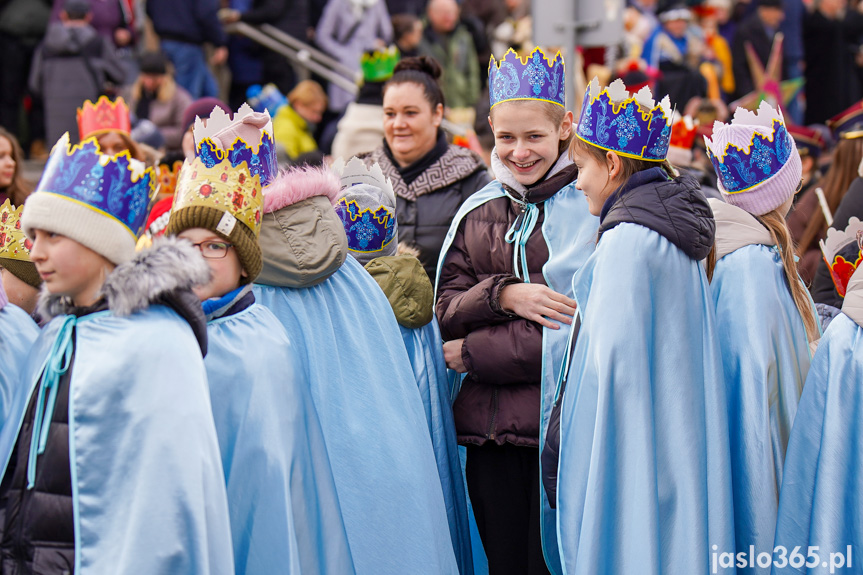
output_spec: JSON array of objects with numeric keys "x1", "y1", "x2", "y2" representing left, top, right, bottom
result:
[{"x1": 436, "y1": 165, "x2": 578, "y2": 447}]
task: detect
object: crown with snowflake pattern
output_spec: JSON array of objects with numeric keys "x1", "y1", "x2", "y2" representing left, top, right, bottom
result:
[
  {"x1": 33, "y1": 133, "x2": 156, "y2": 239},
  {"x1": 821, "y1": 217, "x2": 863, "y2": 298},
  {"x1": 77, "y1": 96, "x2": 131, "y2": 141},
  {"x1": 0, "y1": 200, "x2": 31, "y2": 263},
  {"x1": 489, "y1": 47, "x2": 565, "y2": 109},
  {"x1": 575, "y1": 77, "x2": 673, "y2": 162},
  {"x1": 193, "y1": 103, "x2": 277, "y2": 188}
]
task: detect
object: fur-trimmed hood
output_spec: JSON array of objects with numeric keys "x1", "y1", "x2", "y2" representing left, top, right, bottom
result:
[
  {"x1": 38, "y1": 237, "x2": 211, "y2": 353},
  {"x1": 257, "y1": 166, "x2": 349, "y2": 288},
  {"x1": 0, "y1": 280, "x2": 7, "y2": 311}
]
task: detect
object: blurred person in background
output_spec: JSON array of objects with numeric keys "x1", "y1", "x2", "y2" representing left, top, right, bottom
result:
[
  {"x1": 419, "y1": 0, "x2": 480, "y2": 127},
  {"x1": 146, "y1": 0, "x2": 227, "y2": 99},
  {"x1": 29, "y1": 0, "x2": 125, "y2": 143},
  {"x1": 0, "y1": 0, "x2": 51, "y2": 157},
  {"x1": 0, "y1": 128, "x2": 31, "y2": 206},
  {"x1": 392, "y1": 13, "x2": 422, "y2": 58},
  {"x1": 273, "y1": 80, "x2": 327, "y2": 161},
  {"x1": 315, "y1": 0, "x2": 392, "y2": 113},
  {"x1": 122, "y1": 51, "x2": 193, "y2": 158}
]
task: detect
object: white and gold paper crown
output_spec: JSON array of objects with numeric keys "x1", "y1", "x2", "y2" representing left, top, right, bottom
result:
[
  {"x1": 173, "y1": 157, "x2": 264, "y2": 236},
  {"x1": 0, "y1": 200, "x2": 31, "y2": 262}
]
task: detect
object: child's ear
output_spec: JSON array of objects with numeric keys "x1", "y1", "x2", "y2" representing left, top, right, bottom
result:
[
  {"x1": 560, "y1": 110, "x2": 574, "y2": 140},
  {"x1": 241, "y1": 268, "x2": 249, "y2": 279},
  {"x1": 606, "y1": 150, "x2": 622, "y2": 180}
]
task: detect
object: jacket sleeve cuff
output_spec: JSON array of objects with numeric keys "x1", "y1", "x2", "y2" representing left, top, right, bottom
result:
[{"x1": 490, "y1": 275, "x2": 521, "y2": 318}]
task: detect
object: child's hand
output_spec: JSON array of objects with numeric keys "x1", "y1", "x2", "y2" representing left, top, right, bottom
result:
[
  {"x1": 443, "y1": 339, "x2": 467, "y2": 373},
  {"x1": 499, "y1": 283, "x2": 576, "y2": 329}
]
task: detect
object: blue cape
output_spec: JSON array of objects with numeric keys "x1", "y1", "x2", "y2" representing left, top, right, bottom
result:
[
  {"x1": 0, "y1": 304, "x2": 39, "y2": 426},
  {"x1": 206, "y1": 303, "x2": 354, "y2": 575},
  {"x1": 0, "y1": 306, "x2": 234, "y2": 574},
  {"x1": 711, "y1": 244, "x2": 812, "y2": 570},
  {"x1": 254, "y1": 255, "x2": 458, "y2": 575},
  {"x1": 771, "y1": 313, "x2": 863, "y2": 574},
  {"x1": 556, "y1": 223, "x2": 736, "y2": 574},
  {"x1": 400, "y1": 317, "x2": 474, "y2": 574},
  {"x1": 434, "y1": 179, "x2": 599, "y2": 575}
]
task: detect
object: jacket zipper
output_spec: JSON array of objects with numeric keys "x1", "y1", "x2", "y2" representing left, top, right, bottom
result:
[{"x1": 487, "y1": 388, "x2": 499, "y2": 440}]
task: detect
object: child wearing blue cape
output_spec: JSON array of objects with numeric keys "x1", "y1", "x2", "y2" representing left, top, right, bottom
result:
[
  {"x1": 253, "y1": 164, "x2": 458, "y2": 574},
  {"x1": 332, "y1": 155, "x2": 473, "y2": 573},
  {"x1": 0, "y1": 134, "x2": 233, "y2": 573},
  {"x1": 436, "y1": 47, "x2": 598, "y2": 575},
  {"x1": 771, "y1": 221, "x2": 863, "y2": 573},
  {"x1": 0, "y1": 200, "x2": 40, "y2": 425},
  {"x1": 548, "y1": 78, "x2": 735, "y2": 574},
  {"x1": 166, "y1": 104, "x2": 353, "y2": 575},
  {"x1": 0, "y1": 200, "x2": 42, "y2": 319},
  {"x1": 703, "y1": 102, "x2": 819, "y2": 573}
]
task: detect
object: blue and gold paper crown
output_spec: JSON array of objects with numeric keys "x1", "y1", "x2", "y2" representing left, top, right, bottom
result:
[
  {"x1": 334, "y1": 198, "x2": 396, "y2": 253},
  {"x1": 704, "y1": 103, "x2": 794, "y2": 194},
  {"x1": 489, "y1": 47, "x2": 565, "y2": 109},
  {"x1": 576, "y1": 78, "x2": 673, "y2": 162},
  {"x1": 193, "y1": 104, "x2": 277, "y2": 188},
  {"x1": 35, "y1": 133, "x2": 156, "y2": 238}
]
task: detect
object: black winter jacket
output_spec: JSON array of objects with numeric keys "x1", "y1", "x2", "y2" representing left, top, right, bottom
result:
[
  {"x1": 541, "y1": 167, "x2": 715, "y2": 506},
  {"x1": 360, "y1": 143, "x2": 491, "y2": 280}
]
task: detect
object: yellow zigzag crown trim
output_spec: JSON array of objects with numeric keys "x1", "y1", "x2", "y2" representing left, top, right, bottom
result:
[
  {"x1": 0, "y1": 200, "x2": 31, "y2": 263},
  {"x1": 174, "y1": 156, "x2": 264, "y2": 236},
  {"x1": 488, "y1": 46, "x2": 564, "y2": 74}
]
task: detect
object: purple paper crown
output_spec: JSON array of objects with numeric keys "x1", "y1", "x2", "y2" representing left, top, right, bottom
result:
[
  {"x1": 489, "y1": 47, "x2": 565, "y2": 109},
  {"x1": 334, "y1": 198, "x2": 396, "y2": 253},
  {"x1": 704, "y1": 103, "x2": 793, "y2": 194},
  {"x1": 196, "y1": 131, "x2": 277, "y2": 188},
  {"x1": 576, "y1": 78, "x2": 673, "y2": 162},
  {"x1": 35, "y1": 134, "x2": 156, "y2": 236}
]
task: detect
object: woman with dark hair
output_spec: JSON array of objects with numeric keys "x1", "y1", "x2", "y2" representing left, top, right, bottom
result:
[
  {"x1": 0, "y1": 128, "x2": 31, "y2": 206},
  {"x1": 359, "y1": 56, "x2": 491, "y2": 279}
]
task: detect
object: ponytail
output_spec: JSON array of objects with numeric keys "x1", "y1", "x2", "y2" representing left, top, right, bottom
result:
[
  {"x1": 706, "y1": 209, "x2": 819, "y2": 342},
  {"x1": 757, "y1": 210, "x2": 820, "y2": 343}
]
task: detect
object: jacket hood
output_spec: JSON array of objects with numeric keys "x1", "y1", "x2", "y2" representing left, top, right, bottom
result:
[
  {"x1": 364, "y1": 253, "x2": 434, "y2": 329},
  {"x1": 708, "y1": 198, "x2": 774, "y2": 260},
  {"x1": 599, "y1": 167, "x2": 715, "y2": 261},
  {"x1": 43, "y1": 23, "x2": 98, "y2": 57},
  {"x1": 257, "y1": 165, "x2": 348, "y2": 288},
  {"x1": 38, "y1": 237, "x2": 211, "y2": 353}
]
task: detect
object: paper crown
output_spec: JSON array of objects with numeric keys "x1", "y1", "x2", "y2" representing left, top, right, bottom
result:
[
  {"x1": 827, "y1": 99, "x2": 863, "y2": 139},
  {"x1": 173, "y1": 156, "x2": 263, "y2": 237},
  {"x1": 155, "y1": 160, "x2": 183, "y2": 197},
  {"x1": 332, "y1": 157, "x2": 397, "y2": 254},
  {"x1": 820, "y1": 217, "x2": 863, "y2": 298},
  {"x1": 489, "y1": 47, "x2": 565, "y2": 109},
  {"x1": 35, "y1": 133, "x2": 156, "y2": 238},
  {"x1": 787, "y1": 124, "x2": 826, "y2": 158},
  {"x1": 576, "y1": 78, "x2": 673, "y2": 161},
  {"x1": 334, "y1": 197, "x2": 396, "y2": 253},
  {"x1": 704, "y1": 102, "x2": 794, "y2": 194},
  {"x1": 332, "y1": 156, "x2": 396, "y2": 201},
  {"x1": 0, "y1": 200, "x2": 31, "y2": 262},
  {"x1": 77, "y1": 96, "x2": 131, "y2": 141},
  {"x1": 362, "y1": 46, "x2": 400, "y2": 83},
  {"x1": 193, "y1": 103, "x2": 277, "y2": 188},
  {"x1": 670, "y1": 115, "x2": 698, "y2": 150}
]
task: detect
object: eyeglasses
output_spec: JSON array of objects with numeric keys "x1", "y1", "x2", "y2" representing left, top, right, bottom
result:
[{"x1": 191, "y1": 240, "x2": 233, "y2": 259}]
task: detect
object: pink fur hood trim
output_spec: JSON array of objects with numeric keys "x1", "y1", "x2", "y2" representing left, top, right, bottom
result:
[{"x1": 263, "y1": 165, "x2": 341, "y2": 214}]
